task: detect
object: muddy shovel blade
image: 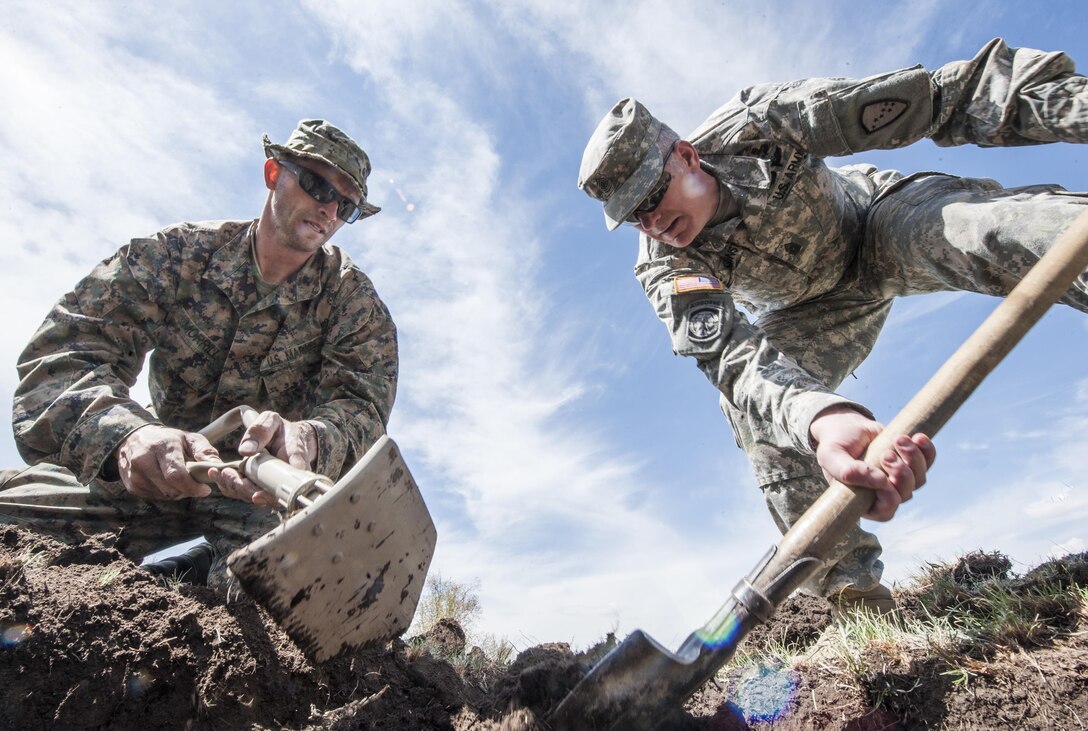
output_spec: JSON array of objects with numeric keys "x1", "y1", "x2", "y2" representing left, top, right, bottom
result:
[
  {"x1": 548, "y1": 209, "x2": 1088, "y2": 728},
  {"x1": 227, "y1": 435, "x2": 437, "y2": 663},
  {"x1": 549, "y1": 619, "x2": 754, "y2": 730}
]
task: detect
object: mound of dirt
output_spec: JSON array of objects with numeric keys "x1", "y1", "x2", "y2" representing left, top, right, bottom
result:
[{"x1": 2, "y1": 528, "x2": 1087, "y2": 729}]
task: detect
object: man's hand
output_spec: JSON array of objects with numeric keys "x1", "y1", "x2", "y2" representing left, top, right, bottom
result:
[
  {"x1": 808, "y1": 406, "x2": 936, "y2": 521},
  {"x1": 208, "y1": 411, "x2": 318, "y2": 506},
  {"x1": 116, "y1": 425, "x2": 218, "y2": 501}
]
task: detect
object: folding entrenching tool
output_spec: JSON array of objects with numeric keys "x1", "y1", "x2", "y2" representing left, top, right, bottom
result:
[
  {"x1": 549, "y1": 210, "x2": 1088, "y2": 730},
  {"x1": 189, "y1": 406, "x2": 437, "y2": 663}
]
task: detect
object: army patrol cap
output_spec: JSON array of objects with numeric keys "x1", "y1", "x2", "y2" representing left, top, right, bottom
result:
[
  {"x1": 579, "y1": 97, "x2": 678, "y2": 231},
  {"x1": 262, "y1": 119, "x2": 381, "y2": 218}
]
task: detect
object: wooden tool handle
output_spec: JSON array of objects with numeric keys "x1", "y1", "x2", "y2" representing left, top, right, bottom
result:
[{"x1": 760, "y1": 209, "x2": 1088, "y2": 590}]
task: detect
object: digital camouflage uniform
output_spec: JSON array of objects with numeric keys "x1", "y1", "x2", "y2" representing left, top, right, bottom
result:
[
  {"x1": 0, "y1": 121, "x2": 397, "y2": 562},
  {"x1": 580, "y1": 39, "x2": 1088, "y2": 595}
]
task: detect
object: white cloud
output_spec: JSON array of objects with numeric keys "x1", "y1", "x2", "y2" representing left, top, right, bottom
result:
[{"x1": 0, "y1": 2, "x2": 258, "y2": 462}]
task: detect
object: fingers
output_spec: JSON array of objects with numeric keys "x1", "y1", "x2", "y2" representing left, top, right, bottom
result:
[
  {"x1": 118, "y1": 425, "x2": 213, "y2": 501},
  {"x1": 284, "y1": 421, "x2": 317, "y2": 470},
  {"x1": 238, "y1": 411, "x2": 284, "y2": 457},
  {"x1": 207, "y1": 467, "x2": 275, "y2": 506},
  {"x1": 863, "y1": 486, "x2": 902, "y2": 522},
  {"x1": 880, "y1": 433, "x2": 936, "y2": 500},
  {"x1": 238, "y1": 411, "x2": 317, "y2": 471},
  {"x1": 864, "y1": 432, "x2": 936, "y2": 520}
]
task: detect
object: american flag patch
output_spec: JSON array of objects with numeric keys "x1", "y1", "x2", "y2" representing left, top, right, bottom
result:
[{"x1": 673, "y1": 275, "x2": 723, "y2": 294}]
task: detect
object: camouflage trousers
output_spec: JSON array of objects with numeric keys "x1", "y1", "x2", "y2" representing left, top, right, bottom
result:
[
  {"x1": 0, "y1": 462, "x2": 279, "y2": 562},
  {"x1": 726, "y1": 174, "x2": 1088, "y2": 597}
]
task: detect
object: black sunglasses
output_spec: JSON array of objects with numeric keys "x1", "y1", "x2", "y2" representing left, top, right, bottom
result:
[
  {"x1": 625, "y1": 171, "x2": 672, "y2": 223},
  {"x1": 277, "y1": 158, "x2": 363, "y2": 224}
]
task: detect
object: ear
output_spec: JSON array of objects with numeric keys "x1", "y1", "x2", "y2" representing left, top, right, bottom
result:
[
  {"x1": 263, "y1": 158, "x2": 280, "y2": 191},
  {"x1": 673, "y1": 140, "x2": 702, "y2": 171}
]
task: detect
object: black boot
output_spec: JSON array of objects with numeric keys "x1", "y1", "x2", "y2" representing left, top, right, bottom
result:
[{"x1": 142, "y1": 542, "x2": 217, "y2": 586}]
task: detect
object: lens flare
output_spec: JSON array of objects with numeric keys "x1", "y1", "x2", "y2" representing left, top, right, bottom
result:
[
  {"x1": 1, "y1": 623, "x2": 31, "y2": 647},
  {"x1": 126, "y1": 669, "x2": 153, "y2": 698},
  {"x1": 389, "y1": 178, "x2": 416, "y2": 212},
  {"x1": 732, "y1": 665, "x2": 800, "y2": 723},
  {"x1": 694, "y1": 612, "x2": 744, "y2": 651}
]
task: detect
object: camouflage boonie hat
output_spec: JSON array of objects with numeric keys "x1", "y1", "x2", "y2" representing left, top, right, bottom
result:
[
  {"x1": 262, "y1": 119, "x2": 381, "y2": 218},
  {"x1": 578, "y1": 98, "x2": 677, "y2": 231}
]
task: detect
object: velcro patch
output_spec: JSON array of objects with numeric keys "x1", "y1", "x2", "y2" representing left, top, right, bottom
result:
[
  {"x1": 861, "y1": 100, "x2": 909, "y2": 133},
  {"x1": 686, "y1": 302, "x2": 725, "y2": 341},
  {"x1": 673, "y1": 275, "x2": 723, "y2": 294}
]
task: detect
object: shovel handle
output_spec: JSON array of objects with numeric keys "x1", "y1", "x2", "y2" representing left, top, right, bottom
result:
[
  {"x1": 197, "y1": 404, "x2": 261, "y2": 442},
  {"x1": 759, "y1": 208, "x2": 1088, "y2": 597},
  {"x1": 190, "y1": 405, "x2": 332, "y2": 512}
]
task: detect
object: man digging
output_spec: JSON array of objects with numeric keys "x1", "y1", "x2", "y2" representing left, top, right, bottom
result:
[
  {"x1": 0, "y1": 119, "x2": 397, "y2": 587},
  {"x1": 578, "y1": 38, "x2": 1088, "y2": 618}
]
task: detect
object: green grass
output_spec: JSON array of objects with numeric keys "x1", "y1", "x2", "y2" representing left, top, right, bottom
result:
[{"x1": 721, "y1": 550, "x2": 1088, "y2": 709}]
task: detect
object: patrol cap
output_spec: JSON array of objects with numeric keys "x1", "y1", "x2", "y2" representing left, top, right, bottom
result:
[
  {"x1": 578, "y1": 98, "x2": 678, "y2": 231},
  {"x1": 262, "y1": 119, "x2": 381, "y2": 217}
]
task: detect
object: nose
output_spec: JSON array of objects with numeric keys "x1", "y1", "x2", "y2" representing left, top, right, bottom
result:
[
  {"x1": 636, "y1": 208, "x2": 662, "y2": 231},
  {"x1": 317, "y1": 198, "x2": 339, "y2": 221}
]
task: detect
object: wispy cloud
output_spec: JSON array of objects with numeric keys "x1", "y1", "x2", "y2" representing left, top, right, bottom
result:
[{"x1": 882, "y1": 378, "x2": 1088, "y2": 582}]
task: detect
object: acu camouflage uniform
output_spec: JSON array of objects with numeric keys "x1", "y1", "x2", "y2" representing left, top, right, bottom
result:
[
  {"x1": 1, "y1": 123, "x2": 397, "y2": 562},
  {"x1": 581, "y1": 39, "x2": 1088, "y2": 595}
]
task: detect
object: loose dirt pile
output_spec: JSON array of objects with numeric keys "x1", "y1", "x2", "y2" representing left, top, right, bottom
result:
[{"x1": 2, "y1": 526, "x2": 1086, "y2": 729}]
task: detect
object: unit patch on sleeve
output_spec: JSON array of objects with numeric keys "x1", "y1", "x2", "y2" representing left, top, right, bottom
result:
[
  {"x1": 861, "y1": 99, "x2": 909, "y2": 133},
  {"x1": 686, "y1": 303, "x2": 725, "y2": 341},
  {"x1": 673, "y1": 275, "x2": 724, "y2": 294}
]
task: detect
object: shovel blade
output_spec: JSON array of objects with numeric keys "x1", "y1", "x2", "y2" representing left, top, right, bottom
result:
[
  {"x1": 549, "y1": 622, "x2": 746, "y2": 730},
  {"x1": 227, "y1": 436, "x2": 436, "y2": 663}
]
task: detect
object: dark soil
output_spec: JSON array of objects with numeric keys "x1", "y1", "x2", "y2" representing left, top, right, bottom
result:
[{"x1": 1, "y1": 527, "x2": 1086, "y2": 730}]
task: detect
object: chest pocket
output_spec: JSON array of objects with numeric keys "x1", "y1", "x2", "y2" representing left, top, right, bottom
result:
[
  {"x1": 149, "y1": 309, "x2": 225, "y2": 410},
  {"x1": 260, "y1": 330, "x2": 324, "y2": 404},
  {"x1": 732, "y1": 164, "x2": 844, "y2": 312}
]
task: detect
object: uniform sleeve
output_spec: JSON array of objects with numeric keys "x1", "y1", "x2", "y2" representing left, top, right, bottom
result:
[
  {"x1": 305, "y1": 279, "x2": 398, "y2": 479},
  {"x1": 930, "y1": 38, "x2": 1088, "y2": 147},
  {"x1": 705, "y1": 38, "x2": 1087, "y2": 158},
  {"x1": 634, "y1": 237, "x2": 865, "y2": 453},
  {"x1": 13, "y1": 235, "x2": 176, "y2": 482}
]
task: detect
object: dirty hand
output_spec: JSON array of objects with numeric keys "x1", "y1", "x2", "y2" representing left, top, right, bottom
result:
[
  {"x1": 116, "y1": 424, "x2": 218, "y2": 501},
  {"x1": 208, "y1": 411, "x2": 318, "y2": 506},
  {"x1": 808, "y1": 405, "x2": 936, "y2": 521}
]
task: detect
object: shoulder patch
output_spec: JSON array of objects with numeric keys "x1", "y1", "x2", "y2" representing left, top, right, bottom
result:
[
  {"x1": 861, "y1": 100, "x2": 909, "y2": 133},
  {"x1": 686, "y1": 302, "x2": 725, "y2": 341},
  {"x1": 673, "y1": 275, "x2": 723, "y2": 294}
]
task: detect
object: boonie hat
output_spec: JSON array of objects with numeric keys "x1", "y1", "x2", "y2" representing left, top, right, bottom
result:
[
  {"x1": 262, "y1": 119, "x2": 381, "y2": 217},
  {"x1": 578, "y1": 98, "x2": 677, "y2": 231}
]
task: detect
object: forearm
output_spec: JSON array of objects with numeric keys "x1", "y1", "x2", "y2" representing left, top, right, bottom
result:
[
  {"x1": 636, "y1": 245, "x2": 865, "y2": 453},
  {"x1": 305, "y1": 296, "x2": 398, "y2": 479},
  {"x1": 14, "y1": 349, "x2": 159, "y2": 481},
  {"x1": 306, "y1": 400, "x2": 390, "y2": 479},
  {"x1": 703, "y1": 318, "x2": 871, "y2": 452},
  {"x1": 13, "y1": 239, "x2": 171, "y2": 480}
]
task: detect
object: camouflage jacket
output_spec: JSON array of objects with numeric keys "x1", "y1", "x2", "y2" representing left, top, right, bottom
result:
[
  {"x1": 636, "y1": 38, "x2": 1088, "y2": 452},
  {"x1": 13, "y1": 220, "x2": 398, "y2": 484}
]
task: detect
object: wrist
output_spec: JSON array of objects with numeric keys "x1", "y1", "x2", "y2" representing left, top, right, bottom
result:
[{"x1": 809, "y1": 404, "x2": 868, "y2": 447}]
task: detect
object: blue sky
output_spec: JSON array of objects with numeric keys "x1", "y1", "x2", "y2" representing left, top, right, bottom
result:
[{"x1": 1, "y1": 1, "x2": 1086, "y2": 651}]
